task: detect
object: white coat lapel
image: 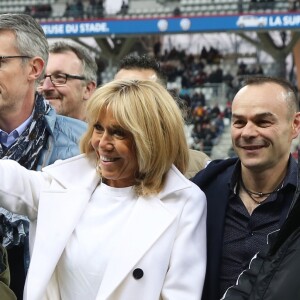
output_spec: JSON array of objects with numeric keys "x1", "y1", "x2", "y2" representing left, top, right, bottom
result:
[
  {"x1": 26, "y1": 154, "x2": 100, "y2": 300},
  {"x1": 96, "y1": 195, "x2": 176, "y2": 300},
  {"x1": 26, "y1": 188, "x2": 92, "y2": 300}
]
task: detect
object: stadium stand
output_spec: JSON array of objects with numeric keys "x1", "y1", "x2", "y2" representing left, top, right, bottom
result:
[
  {"x1": 0, "y1": 0, "x2": 293, "y2": 20},
  {"x1": 0, "y1": 0, "x2": 55, "y2": 15}
]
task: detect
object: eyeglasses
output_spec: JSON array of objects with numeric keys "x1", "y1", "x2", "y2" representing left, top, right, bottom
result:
[
  {"x1": 0, "y1": 55, "x2": 32, "y2": 67},
  {"x1": 39, "y1": 73, "x2": 86, "y2": 87}
]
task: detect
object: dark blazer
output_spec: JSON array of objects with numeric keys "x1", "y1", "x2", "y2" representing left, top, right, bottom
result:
[
  {"x1": 192, "y1": 157, "x2": 296, "y2": 300},
  {"x1": 222, "y1": 186, "x2": 300, "y2": 300},
  {"x1": 192, "y1": 158, "x2": 237, "y2": 300}
]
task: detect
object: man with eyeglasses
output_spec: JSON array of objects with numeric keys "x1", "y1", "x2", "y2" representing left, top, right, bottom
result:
[
  {"x1": 38, "y1": 40, "x2": 97, "y2": 121},
  {"x1": 0, "y1": 14, "x2": 87, "y2": 299}
]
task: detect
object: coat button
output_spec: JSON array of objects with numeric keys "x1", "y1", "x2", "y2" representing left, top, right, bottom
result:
[{"x1": 133, "y1": 268, "x2": 144, "y2": 280}]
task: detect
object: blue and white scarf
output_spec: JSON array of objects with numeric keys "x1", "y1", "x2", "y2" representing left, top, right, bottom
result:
[{"x1": 0, "y1": 93, "x2": 51, "y2": 248}]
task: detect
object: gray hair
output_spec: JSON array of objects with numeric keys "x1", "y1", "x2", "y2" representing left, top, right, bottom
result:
[
  {"x1": 49, "y1": 40, "x2": 98, "y2": 83},
  {"x1": 0, "y1": 13, "x2": 48, "y2": 80}
]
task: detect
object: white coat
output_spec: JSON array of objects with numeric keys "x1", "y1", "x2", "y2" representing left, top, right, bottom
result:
[{"x1": 0, "y1": 154, "x2": 207, "y2": 300}]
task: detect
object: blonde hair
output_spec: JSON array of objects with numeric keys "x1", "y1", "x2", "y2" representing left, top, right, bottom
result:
[{"x1": 80, "y1": 79, "x2": 189, "y2": 196}]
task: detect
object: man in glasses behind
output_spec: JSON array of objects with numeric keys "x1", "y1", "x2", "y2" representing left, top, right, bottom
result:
[
  {"x1": 0, "y1": 14, "x2": 88, "y2": 299},
  {"x1": 38, "y1": 40, "x2": 97, "y2": 121}
]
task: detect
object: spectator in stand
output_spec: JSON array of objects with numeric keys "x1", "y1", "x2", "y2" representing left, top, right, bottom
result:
[
  {"x1": 238, "y1": 0, "x2": 243, "y2": 13},
  {"x1": 200, "y1": 46, "x2": 209, "y2": 61},
  {"x1": 192, "y1": 123, "x2": 206, "y2": 141},
  {"x1": 119, "y1": 0, "x2": 129, "y2": 15},
  {"x1": 87, "y1": 0, "x2": 104, "y2": 18},
  {"x1": 208, "y1": 66, "x2": 223, "y2": 84},
  {"x1": 98, "y1": 0, "x2": 105, "y2": 17},
  {"x1": 76, "y1": 0, "x2": 84, "y2": 18},
  {"x1": 289, "y1": 0, "x2": 300, "y2": 10},
  {"x1": 223, "y1": 101, "x2": 232, "y2": 120},
  {"x1": 237, "y1": 61, "x2": 248, "y2": 77},
  {"x1": 223, "y1": 72, "x2": 235, "y2": 99},
  {"x1": 263, "y1": 0, "x2": 275, "y2": 9},
  {"x1": 191, "y1": 91, "x2": 206, "y2": 108},
  {"x1": 173, "y1": 6, "x2": 181, "y2": 16},
  {"x1": 38, "y1": 40, "x2": 97, "y2": 121},
  {"x1": 248, "y1": 64, "x2": 264, "y2": 76},
  {"x1": 192, "y1": 103, "x2": 205, "y2": 124},
  {"x1": 0, "y1": 13, "x2": 87, "y2": 299},
  {"x1": 280, "y1": 31, "x2": 287, "y2": 46},
  {"x1": 64, "y1": 0, "x2": 84, "y2": 18},
  {"x1": 249, "y1": 0, "x2": 258, "y2": 10},
  {"x1": 192, "y1": 75, "x2": 300, "y2": 300},
  {"x1": 115, "y1": 53, "x2": 210, "y2": 178},
  {"x1": 210, "y1": 103, "x2": 221, "y2": 118},
  {"x1": 206, "y1": 47, "x2": 222, "y2": 64},
  {"x1": 24, "y1": 5, "x2": 31, "y2": 15},
  {"x1": 64, "y1": 2, "x2": 72, "y2": 17},
  {"x1": 30, "y1": 4, "x2": 52, "y2": 18},
  {"x1": 201, "y1": 122, "x2": 217, "y2": 155},
  {"x1": 214, "y1": 113, "x2": 225, "y2": 136},
  {"x1": 87, "y1": 0, "x2": 96, "y2": 15}
]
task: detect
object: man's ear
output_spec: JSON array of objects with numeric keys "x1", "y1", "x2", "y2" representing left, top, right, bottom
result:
[
  {"x1": 83, "y1": 81, "x2": 97, "y2": 101},
  {"x1": 292, "y1": 111, "x2": 300, "y2": 139},
  {"x1": 28, "y1": 57, "x2": 45, "y2": 80}
]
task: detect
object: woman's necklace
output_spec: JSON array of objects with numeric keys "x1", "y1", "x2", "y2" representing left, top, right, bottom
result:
[{"x1": 240, "y1": 177, "x2": 284, "y2": 205}]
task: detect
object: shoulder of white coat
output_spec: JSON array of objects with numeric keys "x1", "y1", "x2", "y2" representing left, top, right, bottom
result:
[
  {"x1": 42, "y1": 153, "x2": 90, "y2": 169},
  {"x1": 42, "y1": 154, "x2": 98, "y2": 188},
  {"x1": 159, "y1": 165, "x2": 206, "y2": 200}
]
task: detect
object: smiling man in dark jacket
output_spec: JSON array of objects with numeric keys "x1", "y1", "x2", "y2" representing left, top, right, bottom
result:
[{"x1": 192, "y1": 75, "x2": 300, "y2": 300}]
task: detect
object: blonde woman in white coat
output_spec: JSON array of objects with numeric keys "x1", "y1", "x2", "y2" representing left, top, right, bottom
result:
[{"x1": 0, "y1": 80, "x2": 207, "y2": 300}]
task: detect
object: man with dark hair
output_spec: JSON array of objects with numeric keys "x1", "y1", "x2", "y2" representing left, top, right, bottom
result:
[
  {"x1": 0, "y1": 14, "x2": 86, "y2": 298},
  {"x1": 116, "y1": 53, "x2": 167, "y2": 86},
  {"x1": 115, "y1": 53, "x2": 210, "y2": 178},
  {"x1": 193, "y1": 75, "x2": 300, "y2": 300}
]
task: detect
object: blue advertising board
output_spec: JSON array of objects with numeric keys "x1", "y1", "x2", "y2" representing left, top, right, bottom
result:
[{"x1": 41, "y1": 13, "x2": 300, "y2": 37}]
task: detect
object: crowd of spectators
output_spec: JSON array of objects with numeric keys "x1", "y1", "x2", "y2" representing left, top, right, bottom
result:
[
  {"x1": 190, "y1": 102, "x2": 226, "y2": 156},
  {"x1": 149, "y1": 46, "x2": 265, "y2": 156},
  {"x1": 179, "y1": 89, "x2": 232, "y2": 157},
  {"x1": 157, "y1": 46, "x2": 264, "y2": 89}
]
